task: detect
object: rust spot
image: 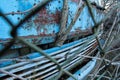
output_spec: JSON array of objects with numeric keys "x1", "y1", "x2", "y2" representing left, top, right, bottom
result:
[
  {"x1": 58, "y1": 0, "x2": 61, "y2": 3},
  {"x1": 17, "y1": 17, "x2": 20, "y2": 20},
  {"x1": 17, "y1": 10, "x2": 20, "y2": 12},
  {"x1": 33, "y1": 3, "x2": 36, "y2": 6},
  {"x1": 33, "y1": 8, "x2": 61, "y2": 25},
  {"x1": 11, "y1": 11, "x2": 15, "y2": 16}
]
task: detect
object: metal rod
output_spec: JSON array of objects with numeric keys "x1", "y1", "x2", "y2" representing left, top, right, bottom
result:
[{"x1": 0, "y1": 69, "x2": 26, "y2": 80}]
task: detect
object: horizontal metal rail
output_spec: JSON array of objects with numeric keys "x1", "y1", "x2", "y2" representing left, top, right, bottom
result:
[
  {"x1": 26, "y1": 40, "x2": 97, "y2": 79},
  {"x1": 1, "y1": 36, "x2": 91, "y2": 71},
  {"x1": 0, "y1": 38, "x2": 97, "y2": 80},
  {"x1": 7, "y1": 45, "x2": 97, "y2": 80}
]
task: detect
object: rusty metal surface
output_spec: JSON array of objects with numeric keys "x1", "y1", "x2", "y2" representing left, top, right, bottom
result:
[{"x1": 0, "y1": 0, "x2": 104, "y2": 49}]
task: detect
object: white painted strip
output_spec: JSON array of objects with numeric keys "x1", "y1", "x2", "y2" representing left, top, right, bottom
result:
[
  {"x1": 1, "y1": 37, "x2": 97, "y2": 79},
  {"x1": 1, "y1": 38, "x2": 89, "y2": 71},
  {"x1": 0, "y1": 40, "x2": 89, "y2": 77}
]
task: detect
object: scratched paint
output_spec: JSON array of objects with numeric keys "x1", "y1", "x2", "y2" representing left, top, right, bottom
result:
[
  {"x1": 0, "y1": 0, "x2": 103, "y2": 48},
  {"x1": 0, "y1": 1, "x2": 104, "y2": 79}
]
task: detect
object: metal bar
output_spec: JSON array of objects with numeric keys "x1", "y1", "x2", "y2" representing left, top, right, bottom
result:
[
  {"x1": 0, "y1": 69, "x2": 26, "y2": 80},
  {"x1": 1, "y1": 38, "x2": 87, "y2": 70},
  {"x1": 0, "y1": 37, "x2": 90, "y2": 78},
  {"x1": 5, "y1": 38, "x2": 97, "y2": 80},
  {"x1": 48, "y1": 40, "x2": 97, "y2": 79},
  {"x1": 17, "y1": 37, "x2": 77, "y2": 80}
]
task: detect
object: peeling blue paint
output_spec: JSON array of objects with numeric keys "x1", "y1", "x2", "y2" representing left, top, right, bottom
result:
[{"x1": 0, "y1": 0, "x2": 104, "y2": 48}]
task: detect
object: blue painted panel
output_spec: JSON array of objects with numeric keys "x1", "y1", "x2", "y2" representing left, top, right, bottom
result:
[
  {"x1": 0, "y1": 0, "x2": 104, "y2": 49},
  {"x1": 0, "y1": 61, "x2": 14, "y2": 68}
]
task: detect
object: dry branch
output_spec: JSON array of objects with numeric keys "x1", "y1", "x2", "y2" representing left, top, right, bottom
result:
[{"x1": 56, "y1": 0, "x2": 85, "y2": 46}]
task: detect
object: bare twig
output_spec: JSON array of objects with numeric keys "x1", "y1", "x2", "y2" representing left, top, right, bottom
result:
[
  {"x1": 55, "y1": 0, "x2": 68, "y2": 46},
  {"x1": 2, "y1": 5, "x2": 39, "y2": 15},
  {"x1": 89, "y1": 74, "x2": 111, "y2": 79},
  {"x1": 55, "y1": 0, "x2": 85, "y2": 46},
  {"x1": 103, "y1": 16, "x2": 117, "y2": 50}
]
